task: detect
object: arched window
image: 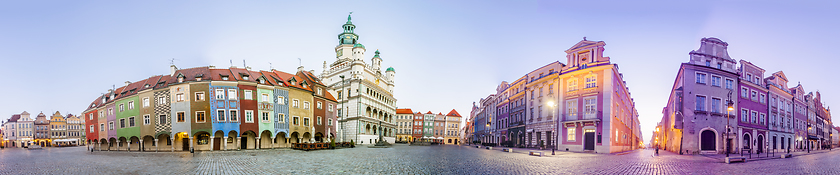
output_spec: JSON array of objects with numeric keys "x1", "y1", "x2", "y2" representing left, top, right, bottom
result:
[{"x1": 197, "y1": 133, "x2": 210, "y2": 145}]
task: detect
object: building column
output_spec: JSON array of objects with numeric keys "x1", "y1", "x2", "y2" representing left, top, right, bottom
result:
[
  {"x1": 171, "y1": 137, "x2": 174, "y2": 152},
  {"x1": 223, "y1": 136, "x2": 228, "y2": 151},
  {"x1": 155, "y1": 139, "x2": 159, "y2": 152},
  {"x1": 98, "y1": 142, "x2": 101, "y2": 151},
  {"x1": 237, "y1": 137, "x2": 241, "y2": 150},
  {"x1": 209, "y1": 135, "x2": 214, "y2": 152},
  {"x1": 127, "y1": 140, "x2": 131, "y2": 152},
  {"x1": 115, "y1": 140, "x2": 120, "y2": 151},
  {"x1": 139, "y1": 139, "x2": 143, "y2": 152},
  {"x1": 271, "y1": 137, "x2": 275, "y2": 149},
  {"x1": 256, "y1": 137, "x2": 261, "y2": 150},
  {"x1": 189, "y1": 136, "x2": 193, "y2": 151}
]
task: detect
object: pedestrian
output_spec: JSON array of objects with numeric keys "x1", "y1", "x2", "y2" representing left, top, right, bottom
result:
[{"x1": 655, "y1": 145, "x2": 659, "y2": 156}]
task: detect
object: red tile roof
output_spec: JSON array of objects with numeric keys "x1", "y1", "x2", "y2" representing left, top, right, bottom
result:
[
  {"x1": 426, "y1": 111, "x2": 433, "y2": 114},
  {"x1": 7, "y1": 114, "x2": 20, "y2": 122},
  {"x1": 396, "y1": 108, "x2": 413, "y2": 114},
  {"x1": 446, "y1": 109, "x2": 462, "y2": 117},
  {"x1": 273, "y1": 70, "x2": 312, "y2": 92}
]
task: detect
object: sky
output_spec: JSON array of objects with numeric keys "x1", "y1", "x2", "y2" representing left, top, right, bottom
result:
[{"x1": 1, "y1": 1, "x2": 839, "y2": 144}]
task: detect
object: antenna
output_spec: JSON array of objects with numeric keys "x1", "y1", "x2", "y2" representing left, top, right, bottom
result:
[
  {"x1": 269, "y1": 62, "x2": 273, "y2": 70},
  {"x1": 298, "y1": 58, "x2": 302, "y2": 67},
  {"x1": 230, "y1": 60, "x2": 233, "y2": 67},
  {"x1": 169, "y1": 58, "x2": 177, "y2": 65},
  {"x1": 243, "y1": 60, "x2": 246, "y2": 68}
]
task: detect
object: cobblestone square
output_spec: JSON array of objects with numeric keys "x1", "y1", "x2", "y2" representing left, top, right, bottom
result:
[{"x1": 1, "y1": 144, "x2": 839, "y2": 174}]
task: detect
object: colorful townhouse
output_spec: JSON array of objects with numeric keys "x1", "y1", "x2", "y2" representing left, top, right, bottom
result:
[
  {"x1": 525, "y1": 61, "x2": 560, "y2": 149},
  {"x1": 265, "y1": 70, "x2": 291, "y2": 148},
  {"x1": 434, "y1": 113, "x2": 445, "y2": 143},
  {"x1": 765, "y1": 71, "x2": 794, "y2": 153},
  {"x1": 444, "y1": 110, "x2": 462, "y2": 145},
  {"x1": 412, "y1": 112, "x2": 423, "y2": 142},
  {"x1": 508, "y1": 76, "x2": 528, "y2": 147},
  {"x1": 494, "y1": 82, "x2": 511, "y2": 146},
  {"x1": 737, "y1": 60, "x2": 769, "y2": 154},
  {"x1": 791, "y1": 84, "x2": 808, "y2": 151},
  {"x1": 395, "y1": 108, "x2": 414, "y2": 142},
  {"x1": 49, "y1": 112, "x2": 68, "y2": 146},
  {"x1": 34, "y1": 112, "x2": 49, "y2": 147}
]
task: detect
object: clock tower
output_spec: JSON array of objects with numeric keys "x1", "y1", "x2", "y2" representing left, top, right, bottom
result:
[{"x1": 336, "y1": 13, "x2": 360, "y2": 60}]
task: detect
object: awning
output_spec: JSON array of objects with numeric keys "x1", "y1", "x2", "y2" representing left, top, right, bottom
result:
[
  {"x1": 437, "y1": 137, "x2": 444, "y2": 140},
  {"x1": 53, "y1": 139, "x2": 77, "y2": 142}
]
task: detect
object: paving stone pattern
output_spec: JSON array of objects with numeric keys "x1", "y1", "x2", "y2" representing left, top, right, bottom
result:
[{"x1": 1, "y1": 145, "x2": 840, "y2": 174}]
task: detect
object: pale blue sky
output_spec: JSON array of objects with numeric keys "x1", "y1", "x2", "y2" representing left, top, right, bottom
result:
[{"x1": 1, "y1": 1, "x2": 838, "y2": 143}]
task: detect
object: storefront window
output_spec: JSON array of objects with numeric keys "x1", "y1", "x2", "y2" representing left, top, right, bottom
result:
[{"x1": 197, "y1": 133, "x2": 210, "y2": 145}]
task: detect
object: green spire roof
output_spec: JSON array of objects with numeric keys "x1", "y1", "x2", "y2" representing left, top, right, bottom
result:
[
  {"x1": 354, "y1": 43, "x2": 365, "y2": 49},
  {"x1": 386, "y1": 67, "x2": 395, "y2": 72},
  {"x1": 346, "y1": 12, "x2": 353, "y2": 24},
  {"x1": 373, "y1": 50, "x2": 380, "y2": 58}
]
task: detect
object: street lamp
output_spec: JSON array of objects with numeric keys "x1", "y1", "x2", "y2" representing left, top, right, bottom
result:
[
  {"x1": 726, "y1": 91, "x2": 733, "y2": 158},
  {"x1": 547, "y1": 101, "x2": 555, "y2": 154}
]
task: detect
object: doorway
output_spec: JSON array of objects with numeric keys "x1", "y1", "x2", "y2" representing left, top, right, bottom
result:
[
  {"x1": 757, "y1": 135, "x2": 764, "y2": 154},
  {"x1": 584, "y1": 129, "x2": 595, "y2": 151},
  {"x1": 181, "y1": 138, "x2": 189, "y2": 151}
]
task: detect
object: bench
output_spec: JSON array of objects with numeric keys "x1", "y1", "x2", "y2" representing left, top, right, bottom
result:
[
  {"x1": 725, "y1": 156, "x2": 746, "y2": 164},
  {"x1": 485, "y1": 146, "x2": 492, "y2": 150},
  {"x1": 502, "y1": 148, "x2": 513, "y2": 152},
  {"x1": 781, "y1": 154, "x2": 792, "y2": 158},
  {"x1": 529, "y1": 151, "x2": 543, "y2": 157}
]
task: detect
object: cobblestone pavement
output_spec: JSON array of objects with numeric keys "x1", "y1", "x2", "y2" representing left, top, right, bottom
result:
[{"x1": 1, "y1": 144, "x2": 840, "y2": 174}]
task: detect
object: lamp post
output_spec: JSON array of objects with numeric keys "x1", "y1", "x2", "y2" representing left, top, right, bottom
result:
[
  {"x1": 808, "y1": 125, "x2": 811, "y2": 153},
  {"x1": 547, "y1": 101, "x2": 555, "y2": 154},
  {"x1": 726, "y1": 91, "x2": 734, "y2": 158},
  {"x1": 340, "y1": 75, "x2": 345, "y2": 143}
]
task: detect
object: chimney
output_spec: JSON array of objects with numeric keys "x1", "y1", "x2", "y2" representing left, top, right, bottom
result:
[
  {"x1": 310, "y1": 70, "x2": 314, "y2": 73},
  {"x1": 125, "y1": 81, "x2": 131, "y2": 86},
  {"x1": 246, "y1": 66, "x2": 252, "y2": 70},
  {"x1": 209, "y1": 65, "x2": 216, "y2": 69},
  {"x1": 170, "y1": 65, "x2": 178, "y2": 76},
  {"x1": 297, "y1": 66, "x2": 304, "y2": 72}
]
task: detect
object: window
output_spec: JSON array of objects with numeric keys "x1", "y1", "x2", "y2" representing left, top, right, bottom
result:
[
  {"x1": 228, "y1": 89, "x2": 237, "y2": 100},
  {"x1": 100, "y1": 124, "x2": 105, "y2": 131},
  {"x1": 128, "y1": 101, "x2": 134, "y2": 110},
  {"x1": 759, "y1": 94, "x2": 766, "y2": 104},
  {"x1": 89, "y1": 113, "x2": 93, "y2": 120},
  {"x1": 567, "y1": 79, "x2": 578, "y2": 92},
  {"x1": 108, "y1": 108, "x2": 113, "y2": 115},
  {"x1": 221, "y1": 76, "x2": 229, "y2": 80},
  {"x1": 196, "y1": 111, "x2": 206, "y2": 123},
  {"x1": 317, "y1": 88, "x2": 323, "y2": 95},
  {"x1": 741, "y1": 109, "x2": 748, "y2": 122},
  {"x1": 261, "y1": 112, "x2": 270, "y2": 122},
  {"x1": 218, "y1": 110, "x2": 226, "y2": 121},
  {"x1": 695, "y1": 96, "x2": 706, "y2": 111},
  {"x1": 177, "y1": 112, "x2": 185, "y2": 122},
  {"x1": 278, "y1": 113, "x2": 285, "y2": 123},
  {"x1": 584, "y1": 97, "x2": 597, "y2": 116},
  {"x1": 293, "y1": 116, "x2": 300, "y2": 125},
  {"x1": 711, "y1": 98, "x2": 721, "y2": 113},
  {"x1": 158, "y1": 97, "x2": 166, "y2": 105},
  {"x1": 176, "y1": 93, "x2": 184, "y2": 102},
  {"x1": 90, "y1": 125, "x2": 94, "y2": 133},
  {"x1": 328, "y1": 118, "x2": 333, "y2": 126},
  {"x1": 705, "y1": 60, "x2": 711, "y2": 66},
  {"x1": 243, "y1": 90, "x2": 253, "y2": 100},
  {"x1": 293, "y1": 99, "x2": 299, "y2": 108},
  {"x1": 120, "y1": 119, "x2": 126, "y2": 128},
  {"x1": 278, "y1": 96, "x2": 285, "y2": 105},
  {"x1": 317, "y1": 102, "x2": 323, "y2": 109},
  {"x1": 143, "y1": 98, "x2": 150, "y2": 107},
  {"x1": 215, "y1": 89, "x2": 225, "y2": 99},
  {"x1": 304, "y1": 102, "x2": 310, "y2": 110},
  {"x1": 108, "y1": 122, "x2": 113, "y2": 130},
  {"x1": 261, "y1": 94, "x2": 269, "y2": 102},
  {"x1": 751, "y1": 91, "x2": 758, "y2": 101},
  {"x1": 725, "y1": 79, "x2": 734, "y2": 90},
  {"x1": 128, "y1": 117, "x2": 135, "y2": 127},
  {"x1": 585, "y1": 75, "x2": 597, "y2": 88},
  {"x1": 196, "y1": 133, "x2": 209, "y2": 145},
  {"x1": 566, "y1": 100, "x2": 578, "y2": 120},
  {"x1": 760, "y1": 113, "x2": 766, "y2": 125},
  {"x1": 717, "y1": 63, "x2": 722, "y2": 69},
  {"x1": 195, "y1": 92, "x2": 205, "y2": 101},
  {"x1": 711, "y1": 76, "x2": 721, "y2": 87},
  {"x1": 567, "y1": 128, "x2": 576, "y2": 141},
  {"x1": 143, "y1": 115, "x2": 150, "y2": 125},
  {"x1": 317, "y1": 116, "x2": 322, "y2": 125},
  {"x1": 230, "y1": 110, "x2": 238, "y2": 121},
  {"x1": 245, "y1": 110, "x2": 254, "y2": 123},
  {"x1": 741, "y1": 87, "x2": 749, "y2": 98},
  {"x1": 159, "y1": 115, "x2": 167, "y2": 124},
  {"x1": 119, "y1": 104, "x2": 125, "y2": 112},
  {"x1": 696, "y1": 73, "x2": 707, "y2": 84},
  {"x1": 328, "y1": 104, "x2": 333, "y2": 112},
  {"x1": 751, "y1": 111, "x2": 757, "y2": 123}
]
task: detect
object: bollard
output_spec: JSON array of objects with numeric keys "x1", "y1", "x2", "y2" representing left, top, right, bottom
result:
[{"x1": 552, "y1": 148, "x2": 555, "y2": 155}]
